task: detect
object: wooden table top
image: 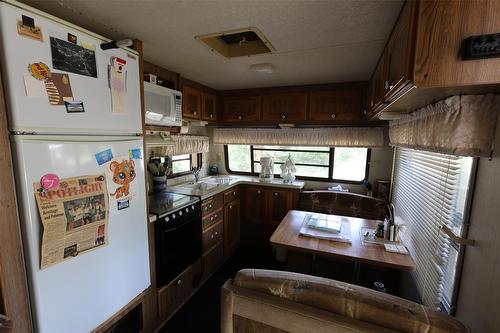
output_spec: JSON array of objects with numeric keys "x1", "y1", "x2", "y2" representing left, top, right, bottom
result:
[{"x1": 270, "y1": 210, "x2": 416, "y2": 271}]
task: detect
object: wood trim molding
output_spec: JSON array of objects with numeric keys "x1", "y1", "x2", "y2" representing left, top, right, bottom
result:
[
  {"x1": 134, "y1": 39, "x2": 159, "y2": 333},
  {"x1": 0, "y1": 55, "x2": 33, "y2": 332}
]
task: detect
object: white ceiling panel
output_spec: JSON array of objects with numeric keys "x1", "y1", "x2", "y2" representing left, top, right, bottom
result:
[{"x1": 19, "y1": 0, "x2": 404, "y2": 90}]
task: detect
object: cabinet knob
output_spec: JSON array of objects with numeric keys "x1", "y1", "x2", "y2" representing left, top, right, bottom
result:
[
  {"x1": 209, "y1": 204, "x2": 213, "y2": 209},
  {"x1": 229, "y1": 205, "x2": 233, "y2": 209},
  {"x1": 193, "y1": 111, "x2": 197, "y2": 115},
  {"x1": 280, "y1": 114, "x2": 286, "y2": 120},
  {"x1": 211, "y1": 234, "x2": 215, "y2": 239},
  {"x1": 215, "y1": 231, "x2": 218, "y2": 236},
  {"x1": 257, "y1": 190, "x2": 262, "y2": 195},
  {"x1": 232, "y1": 191, "x2": 236, "y2": 196},
  {"x1": 273, "y1": 192, "x2": 279, "y2": 196},
  {"x1": 237, "y1": 115, "x2": 243, "y2": 120},
  {"x1": 330, "y1": 113, "x2": 336, "y2": 119},
  {"x1": 209, "y1": 113, "x2": 213, "y2": 118},
  {"x1": 177, "y1": 279, "x2": 182, "y2": 286},
  {"x1": 210, "y1": 216, "x2": 214, "y2": 221}
]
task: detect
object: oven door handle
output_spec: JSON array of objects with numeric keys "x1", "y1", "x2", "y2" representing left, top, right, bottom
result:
[{"x1": 162, "y1": 218, "x2": 195, "y2": 233}]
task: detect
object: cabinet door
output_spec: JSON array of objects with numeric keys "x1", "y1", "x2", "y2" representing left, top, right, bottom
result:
[
  {"x1": 262, "y1": 92, "x2": 307, "y2": 122},
  {"x1": 222, "y1": 95, "x2": 261, "y2": 122},
  {"x1": 158, "y1": 264, "x2": 194, "y2": 319},
  {"x1": 202, "y1": 241, "x2": 223, "y2": 281},
  {"x1": 182, "y1": 85, "x2": 201, "y2": 119},
  {"x1": 224, "y1": 199, "x2": 240, "y2": 257},
  {"x1": 266, "y1": 189, "x2": 293, "y2": 226},
  {"x1": 243, "y1": 186, "x2": 267, "y2": 224},
  {"x1": 201, "y1": 92, "x2": 217, "y2": 122},
  {"x1": 309, "y1": 89, "x2": 362, "y2": 121},
  {"x1": 367, "y1": 55, "x2": 387, "y2": 117},
  {"x1": 384, "y1": 1, "x2": 415, "y2": 100}
]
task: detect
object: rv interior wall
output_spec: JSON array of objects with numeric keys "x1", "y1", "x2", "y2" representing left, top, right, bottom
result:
[
  {"x1": 146, "y1": 125, "x2": 210, "y2": 190},
  {"x1": 456, "y1": 113, "x2": 500, "y2": 333}
]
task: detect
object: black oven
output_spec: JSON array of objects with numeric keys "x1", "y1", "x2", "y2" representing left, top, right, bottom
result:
[{"x1": 154, "y1": 201, "x2": 202, "y2": 288}]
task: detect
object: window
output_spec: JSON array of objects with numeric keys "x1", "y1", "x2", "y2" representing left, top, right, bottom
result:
[
  {"x1": 392, "y1": 148, "x2": 475, "y2": 314},
  {"x1": 171, "y1": 153, "x2": 202, "y2": 177},
  {"x1": 224, "y1": 145, "x2": 369, "y2": 182}
]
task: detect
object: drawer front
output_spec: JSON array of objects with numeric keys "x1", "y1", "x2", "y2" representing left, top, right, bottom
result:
[
  {"x1": 224, "y1": 187, "x2": 240, "y2": 204},
  {"x1": 157, "y1": 265, "x2": 193, "y2": 319},
  {"x1": 202, "y1": 221, "x2": 223, "y2": 253},
  {"x1": 202, "y1": 241, "x2": 224, "y2": 281},
  {"x1": 201, "y1": 193, "x2": 223, "y2": 217},
  {"x1": 202, "y1": 208, "x2": 223, "y2": 230}
]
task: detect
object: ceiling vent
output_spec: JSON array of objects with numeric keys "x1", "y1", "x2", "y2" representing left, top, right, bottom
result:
[{"x1": 195, "y1": 27, "x2": 275, "y2": 58}]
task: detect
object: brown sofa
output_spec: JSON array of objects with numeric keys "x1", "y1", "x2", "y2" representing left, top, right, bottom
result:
[
  {"x1": 221, "y1": 269, "x2": 470, "y2": 333},
  {"x1": 298, "y1": 190, "x2": 389, "y2": 221}
]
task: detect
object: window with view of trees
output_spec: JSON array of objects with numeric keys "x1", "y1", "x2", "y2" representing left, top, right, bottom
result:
[
  {"x1": 224, "y1": 145, "x2": 369, "y2": 182},
  {"x1": 171, "y1": 153, "x2": 202, "y2": 177}
]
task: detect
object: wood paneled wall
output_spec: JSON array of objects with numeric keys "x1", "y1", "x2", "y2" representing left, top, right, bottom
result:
[{"x1": 0, "y1": 57, "x2": 32, "y2": 332}]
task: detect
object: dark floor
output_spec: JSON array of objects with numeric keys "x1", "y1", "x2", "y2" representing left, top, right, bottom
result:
[{"x1": 159, "y1": 248, "x2": 282, "y2": 333}]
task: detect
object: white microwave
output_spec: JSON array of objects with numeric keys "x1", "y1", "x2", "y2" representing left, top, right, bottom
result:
[{"x1": 144, "y1": 82, "x2": 183, "y2": 126}]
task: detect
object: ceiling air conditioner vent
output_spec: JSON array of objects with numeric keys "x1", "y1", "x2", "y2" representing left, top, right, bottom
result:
[{"x1": 195, "y1": 27, "x2": 275, "y2": 58}]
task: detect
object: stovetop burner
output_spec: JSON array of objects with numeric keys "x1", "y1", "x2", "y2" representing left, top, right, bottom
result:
[{"x1": 149, "y1": 192, "x2": 199, "y2": 217}]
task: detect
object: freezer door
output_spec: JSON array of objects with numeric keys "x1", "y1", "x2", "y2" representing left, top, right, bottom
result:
[
  {"x1": 11, "y1": 135, "x2": 150, "y2": 333},
  {"x1": 0, "y1": 2, "x2": 142, "y2": 135}
]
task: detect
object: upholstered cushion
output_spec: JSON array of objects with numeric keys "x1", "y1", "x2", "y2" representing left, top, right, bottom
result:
[
  {"x1": 229, "y1": 269, "x2": 470, "y2": 333},
  {"x1": 297, "y1": 191, "x2": 389, "y2": 221}
]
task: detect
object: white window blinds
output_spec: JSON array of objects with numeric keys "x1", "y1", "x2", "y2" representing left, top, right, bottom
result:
[{"x1": 392, "y1": 148, "x2": 474, "y2": 313}]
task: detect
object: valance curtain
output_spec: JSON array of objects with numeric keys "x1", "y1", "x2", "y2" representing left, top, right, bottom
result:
[
  {"x1": 150, "y1": 135, "x2": 209, "y2": 156},
  {"x1": 389, "y1": 94, "x2": 500, "y2": 157},
  {"x1": 213, "y1": 127, "x2": 387, "y2": 148}
]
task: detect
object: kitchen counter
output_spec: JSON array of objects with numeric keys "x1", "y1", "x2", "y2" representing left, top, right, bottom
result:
[{"x1": 169, "y1": 175, "x2": 304, "y2": 200}]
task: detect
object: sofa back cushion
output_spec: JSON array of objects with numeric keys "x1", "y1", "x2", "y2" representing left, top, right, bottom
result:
[
  {"x1": 298, "y1": 191, "x2": 388, "y2": 220},
  {"x1": 232, "y1": 269, "x2": 470, "y2": 333}
]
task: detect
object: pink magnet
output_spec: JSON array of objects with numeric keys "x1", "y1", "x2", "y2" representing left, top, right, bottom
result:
[{"x1": 40, "y1": 173, "x2": 60, "y2": 190}]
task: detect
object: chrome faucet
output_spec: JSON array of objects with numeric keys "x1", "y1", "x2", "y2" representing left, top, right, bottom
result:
[{"x1": 191, "y1": 166, "x2": 201, "y2": 183}]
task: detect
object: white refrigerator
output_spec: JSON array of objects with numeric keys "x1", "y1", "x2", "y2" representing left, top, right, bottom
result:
[{"x1": 0, "y1": 1, "x2": 150, "y2": 332}]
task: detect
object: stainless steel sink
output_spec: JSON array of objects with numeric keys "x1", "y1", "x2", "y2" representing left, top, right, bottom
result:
[{"x1": 181, "y1": 182, "x2": 220, "y2": 191}]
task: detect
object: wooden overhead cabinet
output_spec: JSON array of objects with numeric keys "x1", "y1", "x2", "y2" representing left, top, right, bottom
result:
[
  {"x1": 262, "y1": 92, "x2": 307, "y2": 122},
  {"x1": 309, "y1": 89, "x2": 363, "y2": 122},
  {"x1": 182, "y1": 85, "x2": 201, "y2": 119},
  {"x1": 367, "y1": 0, "x2": 500, "y2": 119},
  {"x1": 367, "y1": 57, "x2": 387, "y2": 118},
  {"x1": 383, "y1": 0, "x2": 415, "y2": 102},
  {"x1": 222, "y1": 95, "x2": 262, "y2": 122},
  {"x1": 201, "y1": 92, "x2": 217, "y2": 122}
]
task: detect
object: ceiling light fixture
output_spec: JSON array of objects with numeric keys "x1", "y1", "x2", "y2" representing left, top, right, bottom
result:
[{"x1": 250, "y1": 63, "x2": 275, "y2": 74}]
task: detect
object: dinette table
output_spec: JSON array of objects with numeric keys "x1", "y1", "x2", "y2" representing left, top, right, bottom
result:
[{"x1": 270, "y1": 210, "x2": 415, "y2": 281}]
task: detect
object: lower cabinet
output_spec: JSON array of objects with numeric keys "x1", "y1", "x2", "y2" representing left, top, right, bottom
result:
[
  {"x1": 224, "y1": 198, "x2": 240, "y2": 258},
  {"x1": 157, "y1": 258, "x2": 201, "y2": 319},
  {"x1": 201, "y1": 220, "x2": 224, "y2": 282},
  {"x1": 202, "y1": 242, "x2": 224, "y2": 281},
  {"x1": 267, "y1": 189, "x2": 294, "y2": 226},
  {"x1": 242, "y1": 186, "x2": 297, "y2": 248}
]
